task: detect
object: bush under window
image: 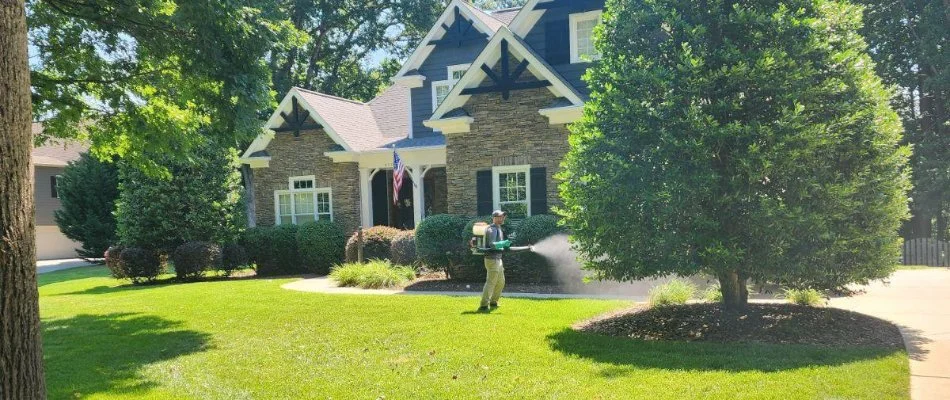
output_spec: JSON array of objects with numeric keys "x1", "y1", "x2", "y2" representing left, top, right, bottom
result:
[
  {"x1": 296, "y1": 220, "x2": 346, "y2": 275},
  {"x1": 344, "y1": 226, "x2": 400, "y2": 263}
]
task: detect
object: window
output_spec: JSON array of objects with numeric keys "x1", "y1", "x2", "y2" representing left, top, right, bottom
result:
[
  {"x1": 570, "y1": 10, "x2": 602, "y2": 64},
  {"x1": 275, "y1": 176, "x2": 333, "y2": 224},
  {"x1": 50, "y1": 175, "x2": 62, "y2": 198},
  {"x1": 493, "y1": 165, "x2": 531, "y2": 219},
  {"x1": 432, "y1": 64, "x2": 470, "y2": 111}
]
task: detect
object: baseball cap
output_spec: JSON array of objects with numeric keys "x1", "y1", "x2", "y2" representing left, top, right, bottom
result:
[{"x1": 491, "y1": 210, "x2": 507, "y2": 217}]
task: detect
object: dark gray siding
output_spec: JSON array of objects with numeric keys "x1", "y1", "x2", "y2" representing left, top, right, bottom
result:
[
  {"x1": 522, "y1": 1, "x2": 605, "y2": 98},
  {"x1": 411, "y1": 39, "x2": 487, "y2": 138}
]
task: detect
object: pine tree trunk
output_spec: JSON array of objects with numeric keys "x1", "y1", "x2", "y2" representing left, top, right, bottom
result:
[
  {"x1": 718, "y1": 270, "x2": 748, "y2": 310},
  {"x1": 0, "y1": 0, "x2": 47, "y2": 398}
]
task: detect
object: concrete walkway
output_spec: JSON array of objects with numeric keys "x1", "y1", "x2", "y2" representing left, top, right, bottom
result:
[
  {"x1": 281, "y1": 276, "x2": 651, "y2": 301},
  {"x1": 37, "y1": 258, "x2": 94, "y2": 274},
  {"x1": 829, "y1": 268, "x2": 950, "y2": 400}
]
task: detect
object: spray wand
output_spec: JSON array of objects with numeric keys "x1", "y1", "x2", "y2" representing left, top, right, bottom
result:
[{"x1": 470, "y1": 222, "x2": 533, "y2": 255}]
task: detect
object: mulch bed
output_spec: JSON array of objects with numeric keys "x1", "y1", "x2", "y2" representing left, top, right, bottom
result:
[
  {"x1": 403, "y1": 273, "x2": 568, "y2": 294},
  {"x1": 576, "y1": 303, "x2": 904, "y2": 349}
]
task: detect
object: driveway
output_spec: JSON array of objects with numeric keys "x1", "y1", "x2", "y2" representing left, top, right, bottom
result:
[
  {"x1": 829, "y1": 268, "x2": 950, "y2": 400},
  {"x1": 37, "y1": 258, "x2": 94, "y2": 274}
]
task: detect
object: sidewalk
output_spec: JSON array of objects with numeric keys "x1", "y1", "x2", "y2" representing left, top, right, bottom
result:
[
  {"x1": 37, "y1": 258, "x2": 94, "y2": 274},
  {"x1": 281, "y1": 276, "x2": 650, "y2": 301},
  {"x1": 829, "y1": 268, "x2": 950, "y2": 400}
]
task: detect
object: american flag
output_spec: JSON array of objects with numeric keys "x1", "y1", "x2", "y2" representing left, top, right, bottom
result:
[{"x1": 392, "y1": 148, "x2": 405, "y2": 204}]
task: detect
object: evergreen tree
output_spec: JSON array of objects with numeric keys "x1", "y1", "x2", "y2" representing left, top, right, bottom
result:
[
  {"x1": 559, "y1": 0, "x2": 911, "y2": 308},
  {"x1": 115, "y1": 145, "x2": 245, "y2": 253},
  {"x1": 54, "y1": 153, "x2": 119, "y2": 260}
]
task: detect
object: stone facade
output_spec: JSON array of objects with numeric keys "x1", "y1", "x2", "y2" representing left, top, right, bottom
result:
[
  {"x1": 445, "y1": 86, "x2": 570, "y2": 215},
  {"x1": 424, "y1": 167, "x2": 448, "y2": 217},
  {"x1": 252, "y1": 129, "x2": 362, "y2": 234}
]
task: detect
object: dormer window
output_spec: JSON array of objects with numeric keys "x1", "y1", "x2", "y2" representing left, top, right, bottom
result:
[
  {"x1": 432, "y1": 64, "x2": 470, "y2": 111},
  {"x1": 570, "y1": 10, "x2": 602, "y2": 63}
]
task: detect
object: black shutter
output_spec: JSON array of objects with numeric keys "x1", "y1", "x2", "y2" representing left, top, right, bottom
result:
[
  {"x1": 50, "y1": 175, "x2": 58, "y2": 199},
  {"x1": 545, "y1": 21, "x2": 570, "y2": 65},
  {"x1": 476, "y1": 169, "x2": 493, "y2": 216},
  {"x1": 530, "y1": 167, "x2": 547, "y2": 215}
]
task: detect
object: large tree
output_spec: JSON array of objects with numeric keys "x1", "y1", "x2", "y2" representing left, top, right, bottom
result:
[
  {"x1": 559, "y1": 0, "x2": 911, "y2": 308},
  {"x1": 1, "y1": 1, "x2": 46, "y2": 398},
  {"x1": 857, "y1": 0, "x2": 949, "y2": 240},
  {"x1": 268, "y1": 0, "x2": 441, "y2": 101},
  {"x1": 28, "y1": 0, "x2": 295, "y2": 174}
]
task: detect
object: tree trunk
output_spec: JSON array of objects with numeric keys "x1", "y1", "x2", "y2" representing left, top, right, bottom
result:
[
  {"x1": 718, "y1": 269, "x2": 748, "y2": 310},
  {"x1": 0, "y1": 1, "x2": 47, "y2": 399}
]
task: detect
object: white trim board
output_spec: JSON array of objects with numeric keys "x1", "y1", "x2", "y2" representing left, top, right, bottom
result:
[
  {"x1": 394, "y1": 0, "x2": 501, "y2": 79},
  {"x1": 426, "y1": 27, "x2": 585, "y2": 122}
]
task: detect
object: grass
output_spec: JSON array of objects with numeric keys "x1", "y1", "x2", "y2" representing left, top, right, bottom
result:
[
  {"x1": 329, "y1": 259, "x2": 416, "y2": 289},
  {"x1": 39, "y1": 266, "x2": 909, "y2": 399},
  {"x1": 783, "y1": 288, "x2": 826, "y2": 306},
  {"x1": 648, "y1": 279, "x2": 696, "y2": 306}
]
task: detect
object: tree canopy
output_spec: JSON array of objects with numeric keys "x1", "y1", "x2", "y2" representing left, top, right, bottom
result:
[
  {"x1": 559, "y1": 0, "x2": 911, "y2": 307},
  {"x1": 856, "y1": 0, "x2": 949, "y2": 240},
  {"x1": 28, "y1": 0, "x2": 296, "y2": 174}
]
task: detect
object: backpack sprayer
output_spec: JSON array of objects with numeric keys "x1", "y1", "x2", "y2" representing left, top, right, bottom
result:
[{"x1": 470, "y1": 222, "x2": 532, "y2": 256}]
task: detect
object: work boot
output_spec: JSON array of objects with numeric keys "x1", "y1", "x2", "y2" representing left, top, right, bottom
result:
[
  {"x1": 490, "y1": 302, "x2": 499, "y2": 308},
  {"x1": 477, "y1": 305, "x2": 490, "y2": 312}
]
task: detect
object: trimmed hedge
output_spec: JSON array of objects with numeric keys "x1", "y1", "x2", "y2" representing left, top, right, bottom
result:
[
  {"x1": 297, "y1": 220, "x2": 346, "y2": 275},
  {"x1": 119, "y1": 247, "x2": 164, "y2": 284},
  {"x1": 390, "y1": 230, "x2": 417, "y2": 266},
  {"x1": 104, "y1": 244, "x2": 126, "y2": 279},
  {"x1": 242, "y1": 225, "x2": 300, "y2": 276},
  {"x1": 171, "y1": 241, "x2": 222, "y2": 281},
  {"x1": 345, "y1": 226, "x2": 400, "y2": 263},
  {"x1": 220, "y1": 242, "x2": 249, "y2": 276},
  {"x1": 415, "y1": 214, "x2": 470, "y2": 278}
]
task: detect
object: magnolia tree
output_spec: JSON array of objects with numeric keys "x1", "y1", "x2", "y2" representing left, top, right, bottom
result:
[{"x1": 558, "y1": 0, "x2": 911, "y2": 308}]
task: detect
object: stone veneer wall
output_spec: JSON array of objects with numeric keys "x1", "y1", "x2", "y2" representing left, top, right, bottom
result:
[
  {"x1": 252, "y1": 129, "x2": 361, "y2": 234},
  {"x1": 445, "y1": 87, "x2": 570, "y2": 215},
  {"x1": 424, "y1": 167, "x2": 448, "y2": 216}
]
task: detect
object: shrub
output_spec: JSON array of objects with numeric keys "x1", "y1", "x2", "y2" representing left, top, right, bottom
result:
[
  {"x1": 119, "y1": 247, "x2": 164, "y2": 284},
  {"x1": 648, "y1": 279, "x2": 696, "y2": 307},
  {"x1": 104, "y1": 244, "x2": 126, "y2": 279},
  {"x1": 344, "y1": 226, "x2": 400, "y2": 263},
  {"x1": 390, "y1": 230, "x2": 417, "y2": 266},
  {"x1": 115, "y1": 146, "x2": 245, "y2": 253},
  {"x1": 242, "y1": 225, "x2": 300, "y2": 276},
  {"x1": 54, "y1": 152, "x2": 119, "y2": 261},
  {"x1": 296, "y1": 220, "x2": 346, "y2": 274},
  {"x1": 171, "y1": 241, "x2": 222, "y2": 281},
  {"x1": 783, "y1": 288, "x2": 825, "y2": 307},
  {"x1": 415, "y1": 214, "x2": 470, "y2": 277},
  {"x1": 702, "y1": 285, "x2": 723, "y2": 303},
  {"x1": 329, "y1": 259, "x2": 416, "y2": 289},
  {"x1": 220, "y1": 242, "x2": 249, "y2": 275}
]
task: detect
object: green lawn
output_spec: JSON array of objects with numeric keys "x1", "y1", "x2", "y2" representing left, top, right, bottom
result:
[{"x1": 39, "y1": 266, "x2": 909, "y2": 399}]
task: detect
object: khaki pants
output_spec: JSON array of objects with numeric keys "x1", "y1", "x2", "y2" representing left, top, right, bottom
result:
[{"x1": 481, "y1": 257, "x2": 505, "y2": 307}]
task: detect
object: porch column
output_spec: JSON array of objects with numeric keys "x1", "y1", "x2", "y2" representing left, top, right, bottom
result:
[
  {"x1": 359, "y1": 168, "x2": 373, "y2": 227},
  {"x1": 409, "y1": 166, "x2": 426, "y2": 227}
]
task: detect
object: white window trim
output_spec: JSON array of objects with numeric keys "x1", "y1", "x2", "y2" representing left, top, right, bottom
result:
[
  {"x1": 275, "y1": 176, "x2": 333, "y2": 225},
  {"x1": 432, "y1": 64, "x2": 471, "y2": 111},
  {"x1": 288, "y1": 175, "x2": 316, "y2": 189},
  {"x1": 447, "y1": 63, "x2": 470, "y2": 80},
  {"x1": 569, "y1": 10, "x2": 603, "y2": 64},
  {"x1": 492, "y1": 164, "x2": 531, "y2": 218}
]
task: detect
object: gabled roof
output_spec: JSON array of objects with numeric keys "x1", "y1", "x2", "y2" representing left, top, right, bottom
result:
[
  {"x1": 490, "y1": 7, "x2": 522, "y2": 25},
  {"x1": 429, "y1": 26, "x2": 584, "y2": 121},
  {"x1": 242, "y1": 81, "x2": 420, "y2": 163},
  {"x1": 31, "y1": 123, "x2": 88, "y2": 167},
  {"x1": 394, "y1": 0, "x2": 511, "y2": 79}
]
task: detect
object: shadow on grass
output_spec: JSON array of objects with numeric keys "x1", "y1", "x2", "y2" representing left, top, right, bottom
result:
[
  {"x1": 547, "y1": 328, "x2": 903, "y2": 373},
  {"x1": 43, "y1": 313, "x2": 211, "y2": 398}
]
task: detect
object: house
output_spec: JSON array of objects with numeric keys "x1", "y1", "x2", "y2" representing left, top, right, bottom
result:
[
  {"x1": 31, "y1": 123, "x2": 87, "y2": 260},
  {"x1": 241, "y1": 0, "x2": 604, "y2": 233}
]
